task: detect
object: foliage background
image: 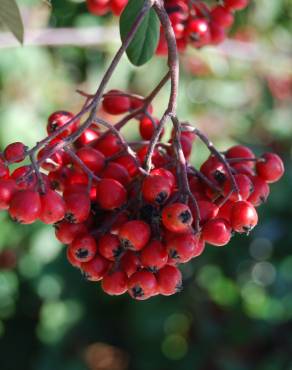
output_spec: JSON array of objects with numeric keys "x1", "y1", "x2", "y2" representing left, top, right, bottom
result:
[{"x1": 0, "y1": 1, "x2": 292, "y2": 369}]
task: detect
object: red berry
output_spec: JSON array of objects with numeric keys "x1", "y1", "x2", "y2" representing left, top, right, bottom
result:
[
  {"x1": 0, "y1": 179, "x2": 16, "y2": 210},
  {"x1": 128, "y1": 270, "x2": 157, "y2": 300},
  {"x1": 120, "y1": 251, "x2": 141, "y2": 277},
  {"x1": 224, "y1": 0, "x2": 249, "y2": 10},
  {"x1": 231, "y1": 201, "x2": 258, "y2": 233},
  {"x1": 101, "y1": 162, "x2": 130, "y2": 186},
  {"x1": 211, "y1": 6, "x2": 234, "y2": 28},
  {"x1": 9, "y1": 190, "x2": 41, "y2": 224},
  {"x1": 210, "y1": 22, "x2": 225, "y2": 45},
  {"x1": 201, "y1": 156, "x2": 227, "y2": 186},
  {"x1": 193, "y1": 200, "x2": 219, "y2": 225},
  {"x1": 223, "y1": 173, "x2": 254, "y2": 201},
  {"x1": 37, "y1": 146, "x2": 64, "y2": 172},
  {"x1": 157, "y1": 265, "x2": 182, "y2": 296},
  {"x1": 66, "y1": 245, "x2": 82, "y2": 268},
  {"x1": 140, "y1": 240, "x2": 168, "y2": 272},
  {"x1": 247, "y1": 176, "x2": 270, "y2": 206},
  {"x1": 111, "y1": 0, "x2": 128, "y2": 15},
  {"x1": 47, "y1": 111, "x2": 77, "y2": 138},
  {"x1": 76, "y1": 127, "x2": 100, "y2": 147},
  {"x1": 81, "y1": 254, "x2": 109, "y2": 281},
  {"x1": 4, "y1": 142, "x2": 27, "y2": 163},
  {"x1": 102, "y1": 90, "x2": 131, "y2": 115},
  {"x1": 97, "y1": 233, "x2": 123, "y2": 261},
  {"x1": 166, "y1": 233, "x2": 198, "y2": 264},
  {"x1": 118, "y1": 220, "x2": 151, "y2": 251},
  {"x1": 142, "y1": 175, "x2": 172, "y2": 205},
  {"x1": 102, "y1": 270, "x2": 128, "y2": 295},
  {"x1": 39, "y1": 189, "x2": 65, "y2": 224},
  {"x1": 75, "y1": 147, "x2": 105, "y2": 174},
  {"x1": 69, "y1": 234, "x2": 97, "y2": 263},
  {"x1": 96, "y1": 178, "x2": 127, "y2": 210},
  {"x1": 256, "y1": 153, "x2": 284, "y2": 183},
  {"x1": 11, "y1": 166, "x2": 37, "y2": 190},
  {"x1": 226, "y1": 145, "x2": 255, "y2": 168},
  {"x1": 139, "y1": 116, "x2": 160, "y2": 140},
  {"x1": 150, "y1": 168, "x2": 176, "y2": 190},
  {"x1": 202, "y1": 218, "x2": 232, "y2": 246},
  {"x1": 64, "y1": 191, "x2": 91, "y2": 223},
  {"x1": 217, "y1": 200, "x2": 234, "y2": 222},
  {"x1": 162, "y1": 203, "x2": 193, "y2": 233},
  {"x1": 114, "y1": 155, "x2": 140, "y2": 177},
  {"x1": 94, "y1": 133, "x2": 121, "y2": 157},
  {"x1": 0, "y1": 161, "x2": 9, "y2": 180},
  {"x1": 186, "y1": 18, "x2": 211, "y2": 47},
  {"x1": 55, "y1": 221, "x2": 87, "y2": 244}
]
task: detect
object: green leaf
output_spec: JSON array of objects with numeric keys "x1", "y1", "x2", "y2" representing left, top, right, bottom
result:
[
  {"x1": 0, "y1": 0, "x2": 24, "y2": 44},
  {"x1": 120, "y1": 0, "x2": 159, "y2": 67}
]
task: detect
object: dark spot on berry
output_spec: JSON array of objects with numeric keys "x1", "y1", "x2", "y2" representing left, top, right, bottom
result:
[
  {"x1": 113, "y1": 245, "x2": 124, "y2": 259},
  {"x1": 121, "y1": 238, "x2": 134, "y2": 250},
  {"x1": 65, "y1": 213, "x2": 76, "y2": 223},
  {"x1": 75, "y1": 248, "x2": 89, "y2": 259},
  {"x1": 214, "y1": 170, "x2": 226, "y2": 184},
  {"x1": 169, "y1": 249, "x2": 179, "y2": 260},
  {"x1": 179, "y1": 210, "x2": 192, "y2": 224},
  {"x1": 140, "y1": 204, "x2": 160, "y2": 224},
  {"x1": 155, "y1": 191, "x2": 168, "y2": 204},
  {"x1": 132, "y1": 285, "x2": 144, "y2": 298}
]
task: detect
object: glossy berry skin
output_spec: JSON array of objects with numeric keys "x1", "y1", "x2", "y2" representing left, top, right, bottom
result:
[
  {"x1": 211, "y1": 6, "x2": 234, "y2": 28},
  {"x1": 37, "y1": 147, "x2": 64, "y2": 172},
  {"x1": 114, "y1": 155, "x2": 140, "y2": 177},
  {"x1": 69, "y1": 234, "x2": 97, "y2": 263},
  {"x1": 224, "y1": 0, "x2": 249, "y2": 10},
  {"x1": 102, "y1": 90, "x2": 131, "y2": 115},
  {"x1": 4, "y1": 142, "x2": 27, "y2": 163},
  {"x1": 39, "y1": 190, "x2": 66, "y2": 224},
  {"x1": 11, "y1": 166, "x2": 37, "y2": 190},
  {"x1": 96, "y1": 178, "x2": 127, "y2": 210},
  {"x1": 157, "y1": 265, "x2": 182, "y2": 296},
  {"x1": 186, "y1": 18, "x2": 211, "y2": 47},
  {"x1": 120, "y1": 251, "x2": 141, "y2": 277},
  {"x1": 256, "y1": 153, "x2": 284, "y2": 183},
  {"x1": 47, "y1": 111, "x2": 77, "y2": 138},
  {"x1": 111, "y1": 0, "x2": 128, "y2": 15},
  {"x1": 94, "y1": 133, "x2": 121, "y2": 157},
  {"x1": 202, "y1": 218, "x2": 232, "y2": 246},
  {"x1": 248, "y1": 176, "x2": 270, "y2": 206},
  {"x1": 76, "y1": 127, "x2": 100, "y2": 147},
  {"x1": 150, "y1": 168, "x2": 176, "y2": 190},
  {"x1": 162, "y1": 203, "x2": 193, "y2": 233},
  {"x1": 64, "y1": 191, "x2": 91, "y2": 223},
  {"x1": 210, "y1": 23, "x2": 225, "y2": 45},
  {"x1": 76, "y1": 147, "x2": 105, "y2": 174},
  {"x1": 140, "y1": 240, "x2": 168, "y2": 272},
  {"x1": 0, "y1": 162, "x2": 9, "y2": 179},
  {"x1": 139, "y1": 116, "x2": 160, "y2": 140},
  {"x1": 102, "y1": 270, "x2": 128, "y2": 295},
  {"x1": 86, "y1": 0, "x2": 110, "y2": 16},
  {"x1": 225, "y1": 145, "x2": 255, "y2": 168},
  {"x1": 128, "y1": 270, "x2": 158, "y2": 300},
  {"x1": 67, "y1": 245, "x2": 82, "y2": 268},
  {"x1": 97, "y1": 233, "x2": 123, "y2": 261},
  {"x1": 223, "y1": 173, "x2": 254, "y2": 201},
  {"x1": 118, "y1": 220, "x2": 151, "y2": 251},
  {"x1": 81, "y1": 254, "x2": 110, "y2": 281},
  {"x1": 166, "y1": 233, "x2": 198, "y2": 264},
  {"x1": 217, "y1": 200, "x2": 233, "y2": 222},
  {"x1": 9, "y1": 190, "x2": 41, "y2": 224},
  {"x1": 196, "y1": 200, "x2": 219, "y2": 225},
  {"x1": 101, "y1": 162, "x2": 130, "y2": 186},
  {"x1": 142, "y1": 175, "x2": 172, "y2": 205},
  {"x1": 201, "y1": 156, "x2": 227, "y2": 186},
  {"x1": 0, "y1": 179, "x2": 16, "y2": 210},
  {"x1": 55, "y1": 221, "x2": 87, "y2": 244},
  {"x1": 231, "y1": 201, "x2": 258, "y2": 233}
]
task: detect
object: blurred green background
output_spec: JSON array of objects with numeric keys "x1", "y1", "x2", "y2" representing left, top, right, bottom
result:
[{"x1": 0, "y1": 1, "x2": 292, "y2": 369}]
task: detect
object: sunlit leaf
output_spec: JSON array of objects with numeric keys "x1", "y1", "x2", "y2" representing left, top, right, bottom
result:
[{"x1": 0, "y1": 0, "x2": 24, "y2": 44}]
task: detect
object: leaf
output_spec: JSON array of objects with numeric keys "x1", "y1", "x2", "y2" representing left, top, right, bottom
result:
[
  {"x1": 0, "y1": 0, "x2": 24, "y2": 44},
  {"x1": 120, "y1": 0, "x2": 159, "y2": 67}
]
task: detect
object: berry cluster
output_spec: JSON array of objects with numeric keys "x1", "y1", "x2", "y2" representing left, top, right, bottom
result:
[
  {"x1": 0, "y1": 90, "x2": 284, "y2": 300},
  {"x1": 86, "y1": 0, "x2": 250, "y2": 52}
]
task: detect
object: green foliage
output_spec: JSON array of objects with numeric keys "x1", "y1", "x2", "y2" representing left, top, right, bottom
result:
[{"x1": 120, "y1": 0, "x2": 160, "y2": 66}]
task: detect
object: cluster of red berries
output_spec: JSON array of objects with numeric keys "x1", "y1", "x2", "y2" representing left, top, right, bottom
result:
[
  {"x1": 86, "y1": 0, "x2": 249, "y2": 52},
  {"x1": 0, "y1": 90, "x2": 284, "y2": 300}
]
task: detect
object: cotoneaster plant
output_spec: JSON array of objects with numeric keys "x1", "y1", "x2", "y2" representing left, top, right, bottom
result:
[{"x1": 0, "y1": 0, "x2": 284, "y2": 300}]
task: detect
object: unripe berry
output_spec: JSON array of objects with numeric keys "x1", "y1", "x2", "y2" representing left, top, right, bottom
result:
[
  {"x1": 39, "y1": 189, "x2": 66, "y2": 224},
  {"x1": 9, "y1": 190, "x2": 41, "y2": 224},
  {"x1": 0, "y1": 179, "x2": 16, "y2": 210},
  {"x1": 166, "y1": 233, "x2": 198, "y2": 264},
  {"x1": 140, "y1": 240, "x2": 168, "y2": 272},
  {"x1": 4, "y1": 142, "x2": 27, "y2": 163},
  {"x1": 97, "y1": 233, "x2": 123, "y2": 261},
  {"x1": 96, "y1": 178, "x2": 127, "y2": 210},
  {"x1": 157, "y1": 265, "x2": 182, "y2": 296},
  {"x1": 81, "y1": 254, "x2": 110, "y2": 281},
  {"x1": 69, "y1": 234, "x2": 97, "y2": 263},
  {"x1": 55, "y1": 221, "x2": 87, "y2": 244},
  {"x1": 256, "y1": 153, "x2": 284, "y2": 183},
  {"x1": 118, "y1": 220, "x2": 151, "y2": 251},
  {"x1": 142, "y1": 175, "x2": 172, "y2": 205},
  {"x1": 162, "y1": 203, "x2": 193, "y2": 233},
  {"x1": 128, "y1": 270, "x2": 158, "y2": 300},
  {"x1": 202, "y1": 218, "x2": 232, "y2": 246},
  {"x1": 102, "y1": 270, "x2": 128, "y2": 295},
  {"x1": 102, "y1": 90, "x2": 131, "y2": 115},
  {"x1": 231, "y1": 201, "x2": 258, "y2": 233}
]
